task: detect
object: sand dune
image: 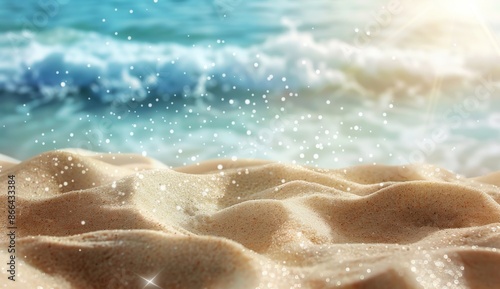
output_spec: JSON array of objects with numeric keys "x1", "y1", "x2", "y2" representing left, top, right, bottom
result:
[{"x1": 1, "y1": 150, "x2": 499, "y2": 288}]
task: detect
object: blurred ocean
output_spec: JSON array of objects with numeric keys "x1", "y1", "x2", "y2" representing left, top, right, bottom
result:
[{"x1": 0, "y1": 0, "x2": 499, "y2": 176}]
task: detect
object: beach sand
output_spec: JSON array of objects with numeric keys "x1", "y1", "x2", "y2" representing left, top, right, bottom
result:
[{"x1": 1, "y1": 149, "x2": 499, "y2": 289}]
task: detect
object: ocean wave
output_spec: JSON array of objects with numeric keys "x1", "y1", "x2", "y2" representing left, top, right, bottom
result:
[{"x1": 0, "y1": 28, "x2": 497, "y2": 106}]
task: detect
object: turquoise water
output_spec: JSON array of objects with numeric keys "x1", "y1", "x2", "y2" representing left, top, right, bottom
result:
[{"x1": 1, "y1": 0, "x2": 499, "y2": 176}]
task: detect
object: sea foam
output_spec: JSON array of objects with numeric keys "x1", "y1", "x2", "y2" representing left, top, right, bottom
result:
[{"x1": 1, "y1": 28, "x2": 494, "y2": 106}]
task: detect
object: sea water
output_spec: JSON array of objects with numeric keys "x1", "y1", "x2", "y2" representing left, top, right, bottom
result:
[{"x1": 0, "y1": 0, "x2": 499, "y2": 176}]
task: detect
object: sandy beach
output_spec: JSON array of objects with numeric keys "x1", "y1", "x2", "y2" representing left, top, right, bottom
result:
[
  {"x1": 2, "y1": 0, "x2": 500, "y2": 288},
  {"x1": 1, "y1": 149, "x2": 499, "y2": 288}
]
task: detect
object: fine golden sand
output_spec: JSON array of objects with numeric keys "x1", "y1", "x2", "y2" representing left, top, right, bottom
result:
[{"x1": 1, "y1": 149, "x2": 500, "y2": 289}]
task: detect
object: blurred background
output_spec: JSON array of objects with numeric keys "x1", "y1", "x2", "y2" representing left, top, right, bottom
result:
[{"x1": 0, "y1": 0, "x2": 499, "y2": 176}]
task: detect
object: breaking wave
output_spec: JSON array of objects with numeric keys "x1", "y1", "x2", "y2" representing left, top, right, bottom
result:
[{"x1": 1, "y1": 27, "x2": 496, "y2": 107}]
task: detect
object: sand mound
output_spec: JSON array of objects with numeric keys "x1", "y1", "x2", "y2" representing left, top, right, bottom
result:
[{"x1": 1, "y1": 150, "x2": 499, "y2": 288}]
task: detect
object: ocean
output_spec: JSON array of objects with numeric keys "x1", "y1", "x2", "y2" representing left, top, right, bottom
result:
[{"x1": 0, "y1": 0, "x2": 499, "y2": 176}]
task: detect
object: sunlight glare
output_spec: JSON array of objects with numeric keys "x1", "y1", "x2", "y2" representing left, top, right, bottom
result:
[{"x1": 436, "y1": 0, "x2": 477, "y2": 19}]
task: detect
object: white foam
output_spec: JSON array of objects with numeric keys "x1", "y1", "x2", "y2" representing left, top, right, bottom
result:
[{"x1": 1, "y1": 28, "x2": 495, "y2": 105}]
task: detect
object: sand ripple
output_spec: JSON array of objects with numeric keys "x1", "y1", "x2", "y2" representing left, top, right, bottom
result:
[{"x1": 1, "y1": 150, "x2": 500, "y2": 288}]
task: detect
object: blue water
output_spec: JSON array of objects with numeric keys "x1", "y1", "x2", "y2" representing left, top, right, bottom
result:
[{"x1": 1, "y1": 0, "x2": 499, "y2": 176}]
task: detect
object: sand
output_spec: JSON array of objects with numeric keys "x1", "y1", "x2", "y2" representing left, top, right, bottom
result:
[{"x1": 1, "y1": 149, "x2": 499, "y2": 289}]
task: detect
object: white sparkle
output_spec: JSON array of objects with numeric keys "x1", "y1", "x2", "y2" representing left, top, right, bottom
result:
[{"x1": 137, "y1": 271, "x2": 164, "y2": 289}]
